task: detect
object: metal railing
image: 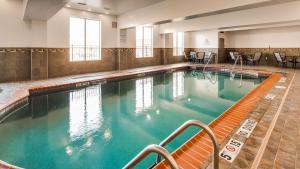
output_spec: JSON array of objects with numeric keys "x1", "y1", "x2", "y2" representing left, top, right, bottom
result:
[
  {"x1": 122, "y1": 144, "x2": 179, "y2": 169},
  {"x1": 230, "y1": 54, "x2": 243, "y2": 80},
  {"x1": 203, "y1": 53, "x2": 215, "y2": 72},
  {"x1": 123, "y1": 120, "x2": 219, "y2": 169}
]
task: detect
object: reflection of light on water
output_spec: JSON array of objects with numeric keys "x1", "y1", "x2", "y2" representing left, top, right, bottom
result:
[
  {"x1": 104, "y1": 129, "x2": 112, "y2": 141},
  {"x1": 85, "y1": 137, "x2": 93, "y2": 147},
  {"x1": 66, "y1": 146, "x2": 73, "y2": 155},
  {"x1": 146, "y1": 114, "x2": 151, "y2": 121},
  {"x1": 156, "y1": 110, "x2": 160, "y2": 115},
  {"x1": 69, "y1": 85, "x2": 103, "y2": 141},
  {"x1": 173, "y1": 72, "x2": 184, "y2": 99},
  {"x1": 188, "y1": 98, "x2": 191, "y2": 102},
  {"x1": 135, "y1": 77, "x2": 153, "y2": 114}
]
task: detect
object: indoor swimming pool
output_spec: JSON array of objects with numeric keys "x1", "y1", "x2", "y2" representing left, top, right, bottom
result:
[{"x1": 0, "y1": 70, "x2": 266, "y2": 169}]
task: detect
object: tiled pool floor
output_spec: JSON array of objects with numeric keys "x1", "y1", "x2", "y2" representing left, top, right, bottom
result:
[{"x1": 0, "y1": 63, "x2": 299, "y2": 169}]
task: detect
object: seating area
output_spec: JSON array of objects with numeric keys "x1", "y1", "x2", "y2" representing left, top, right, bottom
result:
[
  {"x1": 228, "y1": 51, "x2": 300, "y2": 68},
  {"x1": 185, "y1": 51, "x2": 215, "y2": 64}
]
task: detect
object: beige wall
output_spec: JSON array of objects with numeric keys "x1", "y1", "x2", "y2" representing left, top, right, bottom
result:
[
  {"x1": 226, "y1": 26, "x2": 300, "y2": 48},
  {"x1": 188, "y1": 30, "x2": 219, "y2": 48}
]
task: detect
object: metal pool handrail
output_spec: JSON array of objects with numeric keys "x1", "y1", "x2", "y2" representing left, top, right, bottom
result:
[
  {"x1": 122, "y1": 144, "x2": 179, "y2": 169},
  {"x1": 156, "y1": 120, "x2": 219, "y2": 169},
  {"x1": 203, "y1": 53, "x2": 215, "y2": 72},
  {"x1": 230, "y1": 54, "x2": 243, "y2": 79}
]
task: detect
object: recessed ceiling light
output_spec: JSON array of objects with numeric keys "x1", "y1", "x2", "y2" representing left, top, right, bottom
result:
[
  {"x1": 105, "y1": 11, "x2": 109, "y2": 15},
  {"x1": 66, "y1": 4, "x2": 71, "y2": 8},
  {"x1": 87, "y1": 8, "x2": 91, "y2": 11}
]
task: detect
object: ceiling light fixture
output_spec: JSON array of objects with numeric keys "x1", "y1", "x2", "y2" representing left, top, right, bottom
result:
[
  {"x1": 66, "y1": 4, "x2": 71, "y2": 8},
  {"x1": 105, "y1": 11, "x2": 109, "y2": 15},
  {"x1": 87, "y1": 8, "x2": 91, "y2": 11}
]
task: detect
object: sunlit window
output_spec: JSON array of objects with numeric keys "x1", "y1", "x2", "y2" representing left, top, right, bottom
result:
[
  {"x1": 173, "y1": 72, "x2": 184, "y2": 98},
  {"x1": 69, "y1": 85, "x2": 103, "y2": 140},
  {"x1": 70, "y1": 17, "x2": 101, "y2": 61},
  {"x1": 136, "y1": 26, "x2": 153, "y2": 58},
  {"x1": 173, "y1": 32, "x2": 184, "y2": 56},
  {"x1": 136, "y1": 77, "x2": 153, "y2": 113}
]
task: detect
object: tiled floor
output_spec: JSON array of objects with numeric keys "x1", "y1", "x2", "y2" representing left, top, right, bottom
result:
[
  {"x1": 257, "y1": 70, "x2": 300, "y2": 169},
  {"x1": 0, "y1": 63, "x2": 299, "y2": 169}
]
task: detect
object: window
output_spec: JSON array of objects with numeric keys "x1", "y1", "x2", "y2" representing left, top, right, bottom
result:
[
  {"x1": 136, "y1": 26, "x2": 153, "y2": 57},
  {"x1": 136, "y1": 77, "x2": 153, "y2": 113},
  {"x1": 70, "y1": 17, "x2": 101, "y2": 61},
  {"x1": 173, "y1": 72, "x2": 184, "y2": 98},
  {"x1": 173, "y1": 32, "x2": 184, "y2": 56},
  {"x1": 69, "y1": 85, "x2": 102, "y2": 141}
]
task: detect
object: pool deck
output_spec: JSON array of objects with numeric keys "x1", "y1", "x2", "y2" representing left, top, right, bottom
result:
[{"x1": 0, "y1": 63, "x2": 299, "y2": 169}]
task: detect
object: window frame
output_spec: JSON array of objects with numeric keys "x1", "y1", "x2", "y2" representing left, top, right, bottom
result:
[
  {"x1": 136, "y1": 25, "x2": 153, "y2": 58},
  {"x1": 173, "y1": 32, "x2": 185, "y2": 56},
  {"x1": 69, "y1": 17, "x2": 101, "y2": 62}
]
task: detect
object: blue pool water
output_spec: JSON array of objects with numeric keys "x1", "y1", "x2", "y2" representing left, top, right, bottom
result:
[{"x1": 0, "y1": 70, "x2": 265, "y2": 169}]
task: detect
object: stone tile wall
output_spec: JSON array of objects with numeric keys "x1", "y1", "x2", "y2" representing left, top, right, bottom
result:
[
  {"x1": 1, "y1": 47, "x2": 299, "y2": 82},
  {"x1": 48, "y1": 48, "x2": 118, "y2": 78},
  {"x1": 0, "y1": 48, "x2": 31, "y2": 82},
  {"x1": 0, "y1": 47, "x2": 189, "y2": 82}
]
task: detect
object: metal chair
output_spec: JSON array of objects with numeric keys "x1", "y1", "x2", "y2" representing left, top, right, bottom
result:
[
  {"x1": 196, "y1": 52, "x2": 205, "y2": 64},
  {"x1": 246, "y1": 52, "x2": 262, "y2": 65},
  {"x1": 190, "y1": 52, "x2": 197, "y2": 63},
  {"x1": 183, "y1": 52, "x2": 191, "y2": 62},
  {"x1": 274, "y1": 52, "x2": 288, "y2": 67}
]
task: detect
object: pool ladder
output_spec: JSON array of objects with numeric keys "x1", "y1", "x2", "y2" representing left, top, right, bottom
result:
[{"x1": 123, "y1": 120, "x2": 219, "y2": 169}]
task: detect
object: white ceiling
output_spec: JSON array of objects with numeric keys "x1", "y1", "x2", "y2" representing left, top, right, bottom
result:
[{"x1": 67, "y1": 0, "x2": 165, "y2": 15}]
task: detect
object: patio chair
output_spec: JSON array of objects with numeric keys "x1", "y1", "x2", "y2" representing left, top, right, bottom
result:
[
  {"x1": 246, "y1": 52, "x2": 262, "y2": 65},
  {"x1": 196, "y1": 52, "x2": 205, "y2": 64},
  {"x1": 183, "y1": 52, "x2": 191, "y2": 62},
  {"x1": 274, "y1": 52, "x2": 288, "y2": 67},
  {"x1": 190, "y1": 52, "x2": 197, "y2": 63}
]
